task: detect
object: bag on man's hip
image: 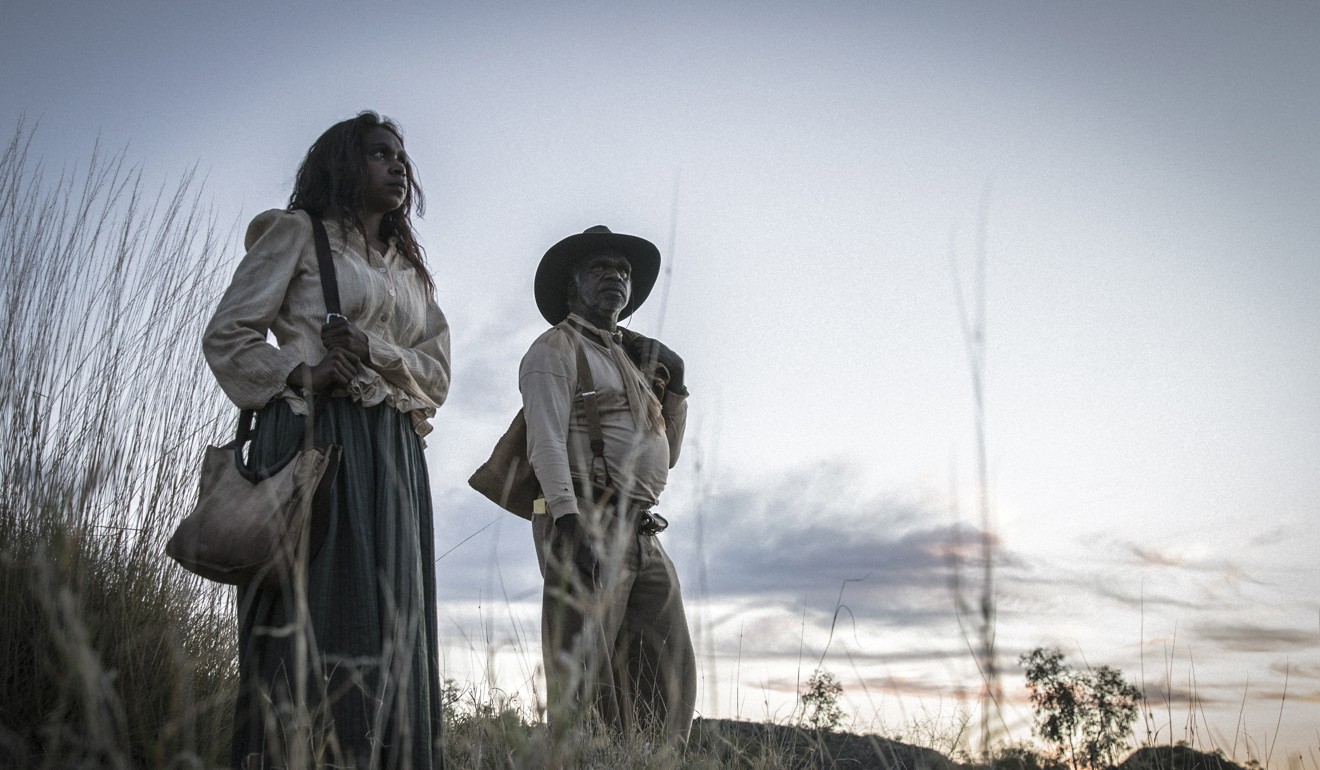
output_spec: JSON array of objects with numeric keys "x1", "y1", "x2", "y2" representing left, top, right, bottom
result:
[{"x1": 468, "y1": 408, "x2": 541, "y2": 520}]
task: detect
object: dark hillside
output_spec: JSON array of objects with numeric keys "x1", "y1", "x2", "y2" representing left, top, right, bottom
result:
[
  {"x1": 1117, "y1": 746, "x2": 1249, "y2": 770},
  {"x1": 692, "y1": 720, "x2": 1248, "y2": 770},
  {"x1": 692, "y1": 718, "x2": 959, "y2": 770}
]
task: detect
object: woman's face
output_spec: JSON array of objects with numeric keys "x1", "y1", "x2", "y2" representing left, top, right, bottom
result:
[{"x1": 361, "y1": 126, "x2": 409, "y2": 216}]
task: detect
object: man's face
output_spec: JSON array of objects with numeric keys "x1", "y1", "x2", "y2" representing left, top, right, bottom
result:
[{"x1": 570, "y1": 251, "x2": 632, "y2": 320}]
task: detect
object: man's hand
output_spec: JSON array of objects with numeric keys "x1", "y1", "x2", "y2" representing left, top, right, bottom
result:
[
  {"x1": 623, "y1": 331, "x2": 685, "y2": 394},
  {"x1": 549, "y1": 513, "x2": 599, "y2": 589},
  {"x1": 321, "y1": 315, "x2": 372, "y2": 364}
]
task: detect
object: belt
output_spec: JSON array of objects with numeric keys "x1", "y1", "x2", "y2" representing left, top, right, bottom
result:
[
  {"x1": 531, "y1": 494, "x2": 670, "y2": 537},
  {"x1": 584, "y1": 482, "x2": 669, "y2": 536},
  {"x1": 634, "y1": 508, "x2": 669, "y2": 537}
]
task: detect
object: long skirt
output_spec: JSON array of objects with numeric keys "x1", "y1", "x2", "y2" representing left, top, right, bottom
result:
[{"x1": 231, "y1": 398, "x2": 443, "y2": 770}]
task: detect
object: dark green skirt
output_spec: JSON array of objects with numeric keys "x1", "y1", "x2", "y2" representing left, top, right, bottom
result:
[{"x1": 232, "y1": 398, "x2": 443, "y2": 770}]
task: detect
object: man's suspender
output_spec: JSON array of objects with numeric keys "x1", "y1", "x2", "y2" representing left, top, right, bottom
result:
[
  {"x1": 573, "y1": 335, "x2": 613, "y2": 491},
  {"x1": 561, "y1": 326, "x2": 668, "y2": 532}
]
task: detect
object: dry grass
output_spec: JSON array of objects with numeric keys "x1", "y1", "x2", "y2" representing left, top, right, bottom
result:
[{"x1": 0, "y1": 122, "x2": 236, "y2": 768}]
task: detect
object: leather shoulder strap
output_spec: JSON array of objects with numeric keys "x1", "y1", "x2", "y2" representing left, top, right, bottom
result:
[{"x1": 309, "y1": 216, "x2": 342, "y2": 317}]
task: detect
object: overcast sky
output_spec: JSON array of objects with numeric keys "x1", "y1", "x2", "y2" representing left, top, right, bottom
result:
[{"x1": 5, "y1": 0, "x2": 1318, "y2": 763}]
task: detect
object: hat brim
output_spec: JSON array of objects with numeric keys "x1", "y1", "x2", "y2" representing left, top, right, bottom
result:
[{"x1": 534, "y1": 230, "x2": 661, "y2": 325}]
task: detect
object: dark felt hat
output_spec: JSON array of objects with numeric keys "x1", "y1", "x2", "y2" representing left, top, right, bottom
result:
[{"x1": 534, "y1": 225, "x2": 662, "y2": 325}]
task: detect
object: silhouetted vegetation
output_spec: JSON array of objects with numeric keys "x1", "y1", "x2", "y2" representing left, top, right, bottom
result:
[
  {"x1": 799, "y1": 669, "x2": 846, "y2": 732},
  {"x1": 1022, "y1": 647, "x2": 1144, "y2": 770}
]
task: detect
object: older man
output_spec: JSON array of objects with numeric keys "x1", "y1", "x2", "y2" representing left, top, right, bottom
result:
[{"x1": 520, "y1": 225, "x2": 695, "y2": 745}]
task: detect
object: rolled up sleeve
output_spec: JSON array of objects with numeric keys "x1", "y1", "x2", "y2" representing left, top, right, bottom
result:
[{"x1": 519, "y1": 332, "x2": 579, "y2": 518}]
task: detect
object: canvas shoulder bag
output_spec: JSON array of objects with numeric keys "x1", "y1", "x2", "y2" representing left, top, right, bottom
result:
[{"x1": 468, "y1": 329, "x2": 607, "y2": 520}]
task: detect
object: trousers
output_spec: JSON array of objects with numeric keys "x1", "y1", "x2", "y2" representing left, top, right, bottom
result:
[{"x1": 532, "y1": 506, "x2": 696, "y2": 746}]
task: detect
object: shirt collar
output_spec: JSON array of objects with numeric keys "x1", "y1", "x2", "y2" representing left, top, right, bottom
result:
[{"x1": 565, "y1": 313, "x2": 623, "y2": 346}]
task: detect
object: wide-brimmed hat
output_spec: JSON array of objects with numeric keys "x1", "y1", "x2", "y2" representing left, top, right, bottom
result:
[{"x1": 534, "y1": 225, "x2": 661, "y2": 325}]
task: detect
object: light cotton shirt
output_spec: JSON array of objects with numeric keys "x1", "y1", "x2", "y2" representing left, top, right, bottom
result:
[
  {"x1": 519, "y1": 316, "x2": 687, "y2": 518},
  {"x1": 203, "y1": 209, "x2": 451, "y2": 437}
]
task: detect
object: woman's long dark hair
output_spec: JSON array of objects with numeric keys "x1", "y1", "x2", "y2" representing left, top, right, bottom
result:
[{"x1": 288, "y1": 111, "x2": 433, "y2": 291}]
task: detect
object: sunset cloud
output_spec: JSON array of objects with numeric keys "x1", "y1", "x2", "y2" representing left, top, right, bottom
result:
[
  {"x1": 1193, "y1": 623, "x2": 1320, "y2": 654},
  {"x1": 676, "y1": 466, "x2": 1030, "y2": 637}
]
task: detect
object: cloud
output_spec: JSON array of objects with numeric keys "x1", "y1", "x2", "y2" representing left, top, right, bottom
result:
[
  {"x1": 759, "y1": 671, "x2": 980, "y2": 701},
  {"x1": 1140, "y1": 681, "x2": 1218, "y2": 707},
  {"x1": 1247, "y1": 526, "x2": 1294, "y2": 549},
  {"x1": 1118, "y1": 542, "x2": 1263, "y2": 587},
  {"x1": 1128, "y1": 545, "x2": 1190, "y2": 569},
  {"x1": 1268, "y1": 660, "x2": 1320, "y2": 682},
  {"x1": 680, "y1": 465, "x2": 1024, "y2": 631},
  {"x1": 691, "y1": 599, "x2": 977, "y2": 665},
  {"x1": 850, "y1": 673, "x2": 980, "y2": 701},
  {"x1": 1193, "y1": 623, "x2": 1320, "y2": 654},
  {"x1": 1089, "y1": 582, "x2": 1214, "y2": 612},
  {"x1": 631, "y1": 461, "x2": 1122, "y2": 678},
  {"x1": 707, "y1": 520, "x2": 990, "y2": 595},
  {"x1": 1000, "y1": 537, "x2": 1273, "y2": 617}
]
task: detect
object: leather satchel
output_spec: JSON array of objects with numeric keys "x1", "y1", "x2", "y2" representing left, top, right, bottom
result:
[
  {"x1": 167, "y1": 214, "x2": 345, "y2": 585},
  {"x1": 469, "y1": 328, "x2": 608, "y2": 520},
  {"x1": 166, "y1": 410, "x2": 341, "y2": 585},
  {"x1": 467, "y1": 409, "x2": 539, "y2": 520}
]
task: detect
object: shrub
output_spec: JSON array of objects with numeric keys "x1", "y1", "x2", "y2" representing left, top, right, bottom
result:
[{"x1": 799, "y1": 668, "x2": 845, "y2": 732}]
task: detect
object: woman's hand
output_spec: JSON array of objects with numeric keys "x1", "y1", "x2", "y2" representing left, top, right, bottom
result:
[
  {"x1": 287, "y1": 347, "x2": 363, "y2": 392},
  {"x1": 321, "y1": 316, "x2": 372, "y2": 364}
]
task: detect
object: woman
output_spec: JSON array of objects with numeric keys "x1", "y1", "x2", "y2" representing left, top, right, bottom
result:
[{"x1": 203, "y1": 112, "x2": 449, "y2": 769}]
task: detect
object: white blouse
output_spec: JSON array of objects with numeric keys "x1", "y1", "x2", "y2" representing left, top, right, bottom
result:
[{"x1": 203, "y1": 209, "x2": 450, "y2": 437}]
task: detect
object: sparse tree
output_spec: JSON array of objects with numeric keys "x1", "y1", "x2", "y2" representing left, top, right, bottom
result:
[
  {"x1": 1022, "y1": 647, "x2": 1143, "y2": 770},
  {"x1": 799, "y1": 669, "x2": 845, "y2": 731}
]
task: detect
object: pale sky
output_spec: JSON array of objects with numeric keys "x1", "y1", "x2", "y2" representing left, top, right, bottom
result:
[{"x1": 4, "y1": 1, "x2": 1318, "y2": 764}]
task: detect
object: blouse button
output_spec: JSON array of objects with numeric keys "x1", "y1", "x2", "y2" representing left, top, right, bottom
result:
[
  {"x1": 388, "y1": 289, "x2": 396, "y2": 297},
  {"x1": 378, "y1": 267, "x2": 387, "y2": 273}
]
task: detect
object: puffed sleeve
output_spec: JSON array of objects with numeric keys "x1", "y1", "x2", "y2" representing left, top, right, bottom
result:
[
  {"x1": 201, "y1": 210, "x2": 308, "y2": 409},
  {"x1": 365, "y1": 297, "x2": 452, "y2": 409}
]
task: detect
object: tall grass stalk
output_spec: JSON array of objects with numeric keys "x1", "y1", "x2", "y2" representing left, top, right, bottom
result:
[
  {"x1": 0, "y1": 123, "x2": 237, "y2": 767},
  {"x1": 947, "y1": 188, "x2": 1005, "y2": 761}
]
